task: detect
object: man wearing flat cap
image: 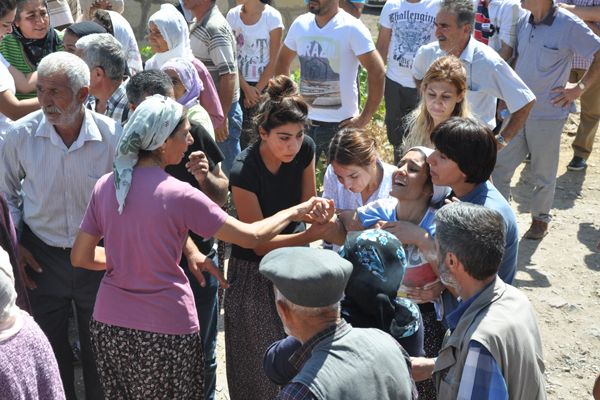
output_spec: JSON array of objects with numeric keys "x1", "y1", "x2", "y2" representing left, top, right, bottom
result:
[{"x1": 260, "y1": 247, "x2": 415, "y2": 400}]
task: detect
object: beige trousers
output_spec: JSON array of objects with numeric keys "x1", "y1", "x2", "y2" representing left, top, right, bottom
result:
[{"x1": 569, "y1": 68, "x2": 600, "y2": 159}]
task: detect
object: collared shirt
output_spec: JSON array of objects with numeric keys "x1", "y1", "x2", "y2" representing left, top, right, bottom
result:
[
  {"x1": 412, "y1": 37, "x2": 535, "y2": 128},
  {"x1": 275, "y1": 321, "x2": 352, "y2": 400},
  {"x1": 85, "y1": 79, "x2": 130, "y2": 126},
  {"x1": 557, "y1": 0, "x2": 600, "y2": 70},
  {"x1": 0, "y1": 109, "x2": 121, "y2": 248},
  {"x1": 446, "y1": 279, "x2": 509, "y2": 400},
  {"x1": 514, "y1": 6, "x2": 600, "y2": 119}
]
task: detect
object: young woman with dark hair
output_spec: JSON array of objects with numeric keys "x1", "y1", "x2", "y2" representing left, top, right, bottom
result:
[{"x1": 226, "y1": 75, "x2": 337, "y2": 400}]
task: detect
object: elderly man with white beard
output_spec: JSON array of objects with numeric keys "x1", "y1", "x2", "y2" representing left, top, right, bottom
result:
[{"x1": 0, "y1": 51, "x2": 121, "y2": 400}]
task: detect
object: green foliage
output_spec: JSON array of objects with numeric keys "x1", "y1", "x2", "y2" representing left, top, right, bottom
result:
[
  {"x1": 140, "y1": 45, "x2": 154, "y2": 62},
  {"x1": 358, "y1": 67, "x2": 386, "y2": 122}
]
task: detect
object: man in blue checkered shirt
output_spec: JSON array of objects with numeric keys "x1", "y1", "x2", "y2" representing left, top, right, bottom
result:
[{"x1": 410, "y1": 203, "x2": 546, "y2": 400}]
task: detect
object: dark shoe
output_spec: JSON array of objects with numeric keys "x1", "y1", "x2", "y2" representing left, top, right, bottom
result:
[
  {"x1": 524, "y1": 220, "x2": 548, "y2": 240},
  {"x1": 523, "y1": 154, "x2": 531, "y2": 164},
  {"x1": 567, "y1": 156, "x2": 587, "y2": 171}
]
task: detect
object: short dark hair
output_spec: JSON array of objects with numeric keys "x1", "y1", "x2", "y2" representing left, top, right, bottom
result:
[
  {"x1": 126, "y1": 70, "x2": 173, "y2": 107},
  {"x1": 436, "y1": 202, "x2": 505, "y2": 281},
  {"x1": 431, "y1": 117, "x2": 496, "y2": 184},
  {"x1": 0, "y1": 0, "x2": 16, "y2": 19}
]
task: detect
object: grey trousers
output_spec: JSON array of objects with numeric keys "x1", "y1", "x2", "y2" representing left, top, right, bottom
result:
[
  {"x1": 22, "y1": 226, "x2": 104, "y2": 400},
  {"x1": 492, "y1": 118, "x2": 566, "y2": 223}
]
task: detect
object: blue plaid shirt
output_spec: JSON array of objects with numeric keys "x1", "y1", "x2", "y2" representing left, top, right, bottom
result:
[
  {"x1": 85, "y1": 79, "x2": 130, "y2": 126},
  {"x1": 446, "y1": 279, "x2": 509, "y2": 400}
]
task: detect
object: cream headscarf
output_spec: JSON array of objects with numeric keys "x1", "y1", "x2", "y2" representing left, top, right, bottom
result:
[
  {"x1": 108, "y1": 10, "x2": 143, "y2": 75},
  {"x1": 0, "y1": 248, "x2": 23, "y2": 342},
  {"x1": 145, "y1": 3, "x2": 194, "y2": 71},
  {"x1": 113, "y1": 95, "x2": 184, "y2": 214}
]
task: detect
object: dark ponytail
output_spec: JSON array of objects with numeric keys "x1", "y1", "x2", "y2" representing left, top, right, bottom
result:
[{"x1": 253, "y1": 75, "x2": 308, "y2": 136}]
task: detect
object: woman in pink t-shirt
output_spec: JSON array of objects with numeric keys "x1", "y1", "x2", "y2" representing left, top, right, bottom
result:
[{"x1": 70, "y1": 95, "x2": 330, "y2": 399}]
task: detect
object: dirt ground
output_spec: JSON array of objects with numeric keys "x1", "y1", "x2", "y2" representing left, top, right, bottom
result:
[
  {"x1": 70, "y1": 8, "x2": 599, "y2": 400},
  {"x1": 213, "y1": 10, "x2": 600, "y2": 399},
  {"x1": 211, "y1": 112, "x2": 600, "y2": 400}
]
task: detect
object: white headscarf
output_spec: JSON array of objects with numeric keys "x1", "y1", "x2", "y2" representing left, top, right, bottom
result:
[
  {"x1": 113, "y1": 95, "x2": 184, "y2": 214},
  {"x1": 407, "y1": 146, "x2": 451, "y2": 205},
  {"x1": 145, "y1": 3, "x2": 194, "y2": 71},
  {"x1": 108, "y1": 10, "x2": 143, "y2": 75},
  {"x1": 0, "y1": 248, "x2": 23, "y2": 342}
]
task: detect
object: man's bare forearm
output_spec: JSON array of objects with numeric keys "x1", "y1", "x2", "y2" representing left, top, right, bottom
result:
[
  {"x1": 218, "y1": 73, "x2": 237, "y2": 116},
  {"x1": 499, "y1": 100, "x2": 534, "y2": 141},
  {"x1": 198, "y1": 170, "x2": 229, "y2": 207}
]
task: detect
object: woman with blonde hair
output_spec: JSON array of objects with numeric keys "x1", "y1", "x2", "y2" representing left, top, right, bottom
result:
[{"x1": 402, "y1": 55, "x2": 469, "y2": 151}]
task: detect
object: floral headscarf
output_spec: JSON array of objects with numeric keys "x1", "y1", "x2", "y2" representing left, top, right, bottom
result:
[{"x1": 113, "y1": 95, "x2": 183, "y2": 214}]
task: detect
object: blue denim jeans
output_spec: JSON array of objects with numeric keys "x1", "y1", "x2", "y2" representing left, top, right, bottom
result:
[
  {"x1": 218, "y1": 102, "x2": 242, "y2": 176},
  {"x1": 181, "y1": 254, "x2": 219, "y2": 400}
]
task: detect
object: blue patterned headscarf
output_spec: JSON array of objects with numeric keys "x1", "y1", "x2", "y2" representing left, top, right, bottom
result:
[
  {"x1": 113, "y1": 95, "x2": 183, "y2": 214},
  {"x1": 340, "y1": 229, "x2": 421, "y2": 341}
]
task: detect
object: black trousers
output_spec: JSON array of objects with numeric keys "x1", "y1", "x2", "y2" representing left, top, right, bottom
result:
[{"x1": 22, "y1": 225, "x2": 104, "y2": 400}]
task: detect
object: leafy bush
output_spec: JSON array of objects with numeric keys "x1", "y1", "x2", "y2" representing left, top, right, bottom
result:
[{"x1": 140, "y1": 45, "x2": 154, "y2": 62}]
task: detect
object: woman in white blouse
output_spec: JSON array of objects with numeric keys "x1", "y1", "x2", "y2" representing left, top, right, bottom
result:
[{"x1": 323, "y1": 128, "x2": 396, "y2": 211}]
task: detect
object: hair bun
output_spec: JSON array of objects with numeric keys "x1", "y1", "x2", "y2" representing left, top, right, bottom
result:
[{"x1": 266, "y1": 75, "x2": 298, "y2": 102}]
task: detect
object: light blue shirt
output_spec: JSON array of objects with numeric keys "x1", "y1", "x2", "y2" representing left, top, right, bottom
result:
[{"x1": 514, "y1": 6, "x2": 600, "y2": 120}]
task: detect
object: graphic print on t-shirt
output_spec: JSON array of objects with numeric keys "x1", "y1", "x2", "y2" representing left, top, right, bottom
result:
[
  {"x1": 235, "y1": 32, "x2": 269, "y2": 82},
  {"x1": 298, "y1": 37, "x2": 341, "y2": 109},
  {"x1": 389, "y1": 11, "x2": 436, "y2": 70}
]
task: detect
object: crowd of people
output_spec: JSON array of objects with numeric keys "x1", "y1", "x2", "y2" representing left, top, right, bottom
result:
[{"x1": 0, "y1": 0, "x2": 599, "y2": 398}]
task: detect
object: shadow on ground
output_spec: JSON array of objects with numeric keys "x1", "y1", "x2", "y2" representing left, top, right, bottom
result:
[
  {"x1": 514, "y1": 237, "x2": 551, "y2": 289},
  {"x1": 578, "y1": 222, "x2": 600, "y2": 272}
]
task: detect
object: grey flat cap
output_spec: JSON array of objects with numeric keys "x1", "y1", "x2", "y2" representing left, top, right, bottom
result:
[{"x1": 259, "y1": 247, "x2": 353, "y2": 308}]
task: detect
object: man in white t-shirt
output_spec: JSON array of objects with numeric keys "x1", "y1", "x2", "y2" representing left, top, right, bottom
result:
[
  {"x1": 376, "y1": 0, "x2": 441, "y2": 162},
  {"x1": 276, "y1": 0, "x2": 385, "y2": 162},
  {"x1": 412, "y1": 0, "x2": 535, "y2": 146}
]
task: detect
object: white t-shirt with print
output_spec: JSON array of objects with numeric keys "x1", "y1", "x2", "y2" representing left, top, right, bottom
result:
[
  {"x1": 0, "y1": 54, "x2": 15, "y2": 134},
  {"x1": 284, "y1": 11, "x2": 375, "y2": 122},
  {"x1": 226, "y1": 4, "x2": 284, "y2": 83},
  {"x1": 380, "y1": 0, "x2": 441, "y2": 87}
]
